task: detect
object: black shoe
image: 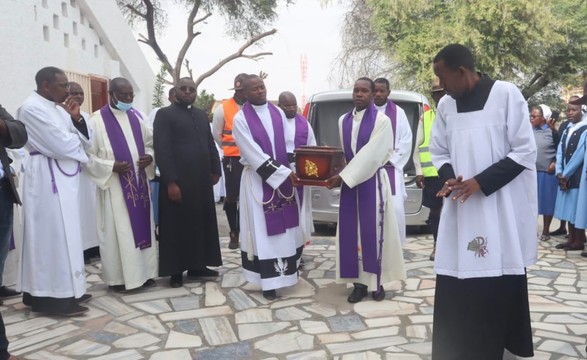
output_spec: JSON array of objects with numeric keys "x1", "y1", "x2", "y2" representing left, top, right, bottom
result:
[
  {"x1": 580, "y1": 251, "x2": 587, "y2": 258},
  {"x1": 109, "y1": 285, "x2": 130, "y2": 293},
  {"x1": 549, "y1": 228, "x2": 567, "y2": 236},
  {"x1": 372, "y1": 286, "x2": 385, "y2": 301},
  {"x1": 187, "y1": 268, "x2": 219, "y2": 278},
  {"x1": 0, "y1": 286, "x2": 21, "y2": 299},
  {"x1": 169, "y1": 274, "x2": 183, "y2": 288},
  {"x1": 347, "y1": 285, "x2": 368, "y2": 303},
  {"x1": 555, "y1": 243, "x2": 569, "y2": 249},
  {"x1": 75, "y1": 294, "x2": 92, "y2": 304},
  {"x1": 262, "y1": 290, "x2": 276, "y2": 300},
  {"x1": 142, "y1": 279, "x2": 156, "y2": 288},
  {"x1": 228, "y1": 231, "x2": 239, "y2": 250},
  {"x1": 50, "y1": 304, "x2": 89, "y2": 317}
]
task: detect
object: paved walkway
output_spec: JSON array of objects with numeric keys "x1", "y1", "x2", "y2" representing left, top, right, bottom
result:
[{"x1": 3, "y1": 233, "x2": 587, "y2": 359}]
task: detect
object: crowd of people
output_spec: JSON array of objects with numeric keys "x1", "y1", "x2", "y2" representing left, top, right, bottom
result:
[
  {"x1": 0, "y1": 43, "x2": 583, "y2": 359},
  {"x1": 532, "y1": 91, "x2": 587, "y2": 256}
]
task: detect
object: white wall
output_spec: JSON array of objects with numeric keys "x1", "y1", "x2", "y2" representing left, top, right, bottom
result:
[{"x1": 0, "y1": 0, "x2": 154, "y2": 115}]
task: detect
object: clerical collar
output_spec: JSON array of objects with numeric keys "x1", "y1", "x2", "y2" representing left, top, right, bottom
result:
[
  {"x1": 173, "y1": 102, "x2": 192, "y2": 109},
  {"x1": 455, "y1": 73, "x2": 495, "y2": 113},
  {"x1": 353, "y1": 107, "x2": 366, "y2": 116}
]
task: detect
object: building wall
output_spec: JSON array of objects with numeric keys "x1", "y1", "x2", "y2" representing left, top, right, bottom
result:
[{"x1": 0, "y1": 0, "x2": 154, "y2": 115}]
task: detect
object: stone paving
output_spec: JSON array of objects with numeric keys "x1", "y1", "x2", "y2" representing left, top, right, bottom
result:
[{"x1": 3, "y1": 232, "x2": 587, "y2": 359}]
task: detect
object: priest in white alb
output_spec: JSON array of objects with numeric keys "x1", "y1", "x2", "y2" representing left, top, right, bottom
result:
[
  {"x1": 326, "y1": 77, "x2": 406, "y2": 304},
  {"x1": 373, "y1": 77, "x2": 413, "y2": 244},
  {"x1": 233, "y1": 75, "x2": 304, "y2": 301},
  {"x1": 17, "y1": 67, "x2": 92, "y2": 316},
  {"x1": 85, "y1": 77, "x2": 158, "y2": 293}
]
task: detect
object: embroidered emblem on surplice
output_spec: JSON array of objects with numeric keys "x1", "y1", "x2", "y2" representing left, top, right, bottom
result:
[
  {"x1": 467, "y1": 236, "x2": 488, "y2": 258},
  {"x1": 274, "y1": 258, "x2": 288, "y2": 276}
]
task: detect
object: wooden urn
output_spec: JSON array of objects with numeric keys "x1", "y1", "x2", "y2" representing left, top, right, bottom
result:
[{"x1": 294, "y1": 146, "x2": 346, "y2": 186}]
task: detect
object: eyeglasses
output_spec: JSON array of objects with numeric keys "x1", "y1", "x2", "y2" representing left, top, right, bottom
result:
[
  {"x1": 178, "y1": 86, "x2": 197, "y2": 93},
  {"x1": 68, "y1": 91, "x2": 84, "y2": 96}
]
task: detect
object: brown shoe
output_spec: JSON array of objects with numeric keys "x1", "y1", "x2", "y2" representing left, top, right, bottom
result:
[{"x1": 228, "y1": 231, "x2": 240, "y2": 250}]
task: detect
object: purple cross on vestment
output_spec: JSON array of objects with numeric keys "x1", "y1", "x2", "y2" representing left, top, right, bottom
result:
[
  {"x1": 339, "y1": 103, "x2": 380, "y2": 278},
  {"x1": 242, "y1": 102, "x2": 299, "y2": 236},
  {"x1": 100, "y1": 106, "x2": 152, "y2": 249}
]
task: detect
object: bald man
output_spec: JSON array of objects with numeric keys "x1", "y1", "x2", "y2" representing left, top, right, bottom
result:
[{"x1": 277, "y1": 91, "x2": 316, "y2": 244}]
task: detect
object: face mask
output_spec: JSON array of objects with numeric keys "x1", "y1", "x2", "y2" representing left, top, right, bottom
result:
[{"x1": 113, "y1": 93, "x2": 133, "y2": 112}]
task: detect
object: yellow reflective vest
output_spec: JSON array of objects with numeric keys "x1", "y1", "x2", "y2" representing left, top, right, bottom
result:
[{"x1": 419, "y1": 109, "x2": 439, "y2": 177}]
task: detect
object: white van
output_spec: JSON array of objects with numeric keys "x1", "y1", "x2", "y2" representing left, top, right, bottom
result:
[{"x1": 303, "y1": 89, "x2": 430, "y2": 227}]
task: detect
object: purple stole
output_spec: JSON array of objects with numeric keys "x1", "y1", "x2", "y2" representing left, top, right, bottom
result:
[
  {"x1": 293, "y1": 114, "x2": 309, "y2": 206},
  {"x1": 339, "y1": 104, "x2": 380, "y2": 278},
  {"x1": 100, "y1": 106, "x2": 151, "y2": 249},
  {"x1": 384, "y1": 100, "x2": 397, "y2": 195},
  {"x1": 242, "y1": 102, "x2": 299, "y2": 236}
]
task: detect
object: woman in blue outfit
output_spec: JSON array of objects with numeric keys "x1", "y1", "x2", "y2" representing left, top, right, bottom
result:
[
  {"x1": 570, "y1": 98, "x2": 587, "y2": 256},
  {"x1": 531, "y1": 105, "x2": 559, "y2": 241},
  {"x1": 553, "y1": 96, "x2": 587, "y2": 251}
]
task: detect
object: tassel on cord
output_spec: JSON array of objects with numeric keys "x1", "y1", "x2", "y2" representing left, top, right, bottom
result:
[{"x1": 376, "y1": 168, "x2": 385, "y2": 296}]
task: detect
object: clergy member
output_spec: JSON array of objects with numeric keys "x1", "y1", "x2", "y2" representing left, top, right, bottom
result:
[
  {"x1": 277, "y1": 91, "x2": 316, "y2": 244},
  {"x1": 325, "y1": 77, "x2": 406, "y2": 303},
  {"x1": 154, "y1": 77, "x2": 222, "y2": 288},
  {"x1": 17, "y1": 66, "x2": 92, "y2": 316},
  {"x1": 233, "y1": 75, "x2": 303, "y2": 300},
  {"x1": 373, "y1": 77, "x2": 412, "y2": 244},
  {"x1": 68, "y1": 82, "x2": 100, "y2": 264},
  {"x1": 85, "y1": 77, "x2": 158, "y2": 293},
  {"x1": 430, "y1": 44, "x2": 537, "y2": 360}
]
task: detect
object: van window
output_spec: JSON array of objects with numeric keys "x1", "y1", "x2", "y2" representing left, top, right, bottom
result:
[{"x1": 309, "y1": 100, "x2": 421, "y2": 176}]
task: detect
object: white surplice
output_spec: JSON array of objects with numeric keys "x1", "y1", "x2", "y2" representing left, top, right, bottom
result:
[
  {"x1": 376, "y1": 103, "x2": 412, "y2": 244},
  {"x1": 233, "y1": 103, "x2": 303, "y2": 291},
  {"x1": 430, "y1": 80, "x2": 538, "y2": 279},
  {"x1": 16, "y1": 92, "x2": 90, "y2": 298},
  {"x1": 284, "y1": 115, "x2": 317, "y2": 243},
  {"x1": 85, "y1": 106, "x2": 158, "y2": 289},
  {"x1": 335, "y1": 109, "x2": 407, "y2": 291},
  {"x1": 79, "y1": 110, "x2": 99, "y2": 251}
]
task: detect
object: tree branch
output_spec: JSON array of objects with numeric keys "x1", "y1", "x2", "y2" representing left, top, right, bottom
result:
[
  {"x1": 193, "y1": 28, "x2": 278, "y2": 89},
  {"x1": 139, "y1": 0, "x2": 174, "y2": 82},
  {"x1": 240, "y1": 52, "x2": 273, "y2": 59},
  {"x1": 125, "y1": 4, "x2": 146, "y2": 19},
  {"x1": 174, "y1": 0, "x2": 202, "y2": 84},
  {"x1": 192, "y1": 13, "x2": 212, "y2": 28}
]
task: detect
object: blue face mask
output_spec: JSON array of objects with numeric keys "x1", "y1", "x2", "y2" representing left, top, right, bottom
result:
[{"x1": 113, "y1": 94, "x2": 133, "y2": 112}]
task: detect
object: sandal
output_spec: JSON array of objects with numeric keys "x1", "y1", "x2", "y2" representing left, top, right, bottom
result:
[{"x1": 539, "y1": 234, "x2": 550, "y2": 241}]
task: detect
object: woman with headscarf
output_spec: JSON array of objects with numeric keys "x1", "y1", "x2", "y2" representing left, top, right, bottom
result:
[{"x1": 530, "y1": 104, "x2": 558, "y2": 240}]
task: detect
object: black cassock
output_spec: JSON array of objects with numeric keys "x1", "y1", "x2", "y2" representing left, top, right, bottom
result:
[{"x1": 154, "y1": 103, "x2": 222, "y2": 276}]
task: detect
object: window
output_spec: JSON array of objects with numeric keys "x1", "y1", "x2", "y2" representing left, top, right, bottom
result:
[
  {"x1": 94, "y1": 44, "x2": 98, "y2": 57},
  {"x1": 88, "y1": 22, "x2": 93, "y2": 29},
  {"x1": 61, "y1": 2, "x2": 68, "y2": 17},
  {"x1": 53, "y1": 14, "x2": 59, "y2": 29},
  {"x1": 43, "y1": 25, "x2": 50, "y2": 42},
  {"x1": 42, "y1": 0, "x2": 48, "y2": 8},
  {"x1": 64, "y1": 33, "x2": 69, "y2": 47},
  {"x1": 70, "y1": 0, "x2": 76, "y2": 7},
  {"x1": 81, "y1": 38, "x2": 86, "y2": 50},
  {"x1": 80, "y1": 12, "x2": 85, "y2": 25},
  {"x1": 72, "y1": 21, "x2": 77, "y2": 35}
]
